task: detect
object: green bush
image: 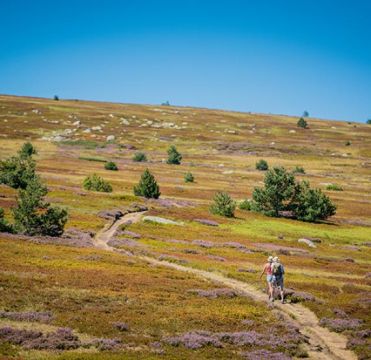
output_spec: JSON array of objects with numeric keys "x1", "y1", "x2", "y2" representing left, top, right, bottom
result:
[
  {"x1": 0, "y1": 156, "x2": 37, "y2": 189},
  {"x1": 326, "y1": 184, "x2": 343, "y2": 191},
  {"x1": 83, "y1": 174, "x2": 112, "y2": 192},
  {"x1": 12, "y1": 177, "x2": 68, "y2": 236},
  {"x1": 167, "y1": 145, "x2": 182, "y2": 165},
  {"x1": 366, "y1": 119, "x2": 371, "y2": 125},
  {"x1": 210, "y1": 191, "x2": 236, "y2": 217},
  {"x1": 0, "y1": 208, "x2": 13, "y2": 233},
  {"x1": 345, "y1": 141, "x2": 351, "y2": 146},
  {"x1": 133, "y1": 169, "x2": 161, "y2": 199},
  {"x1": 239, "y1": 199, "x2": 252, "y2": 211},
  {"x1": 132, "y1": 152, "x2": 147, "y2": 162},
  {"x1": 251, "y1": 167, "x2": 298, "y2": 217},
  {"x1": 19, "y1": 142, "x2": 37, "y2": 159},
  {"x1": 250, "y1": 167, "x2": 336, "y2": 222},
  {"x1": 294, "y1": 182, "x2": 336, "y2": 222},
  {"x1": 256, "y1": 159, "x2": 269, "y2": 171},
  {"x1": 104, "y1": 161, "x2": 118, "y2": 171},
  {"x1": 293, "y1": 166, "x2": 305, "y2": 174},
  {"x1": 54, "y1": 95, "x2": 59, "y2": 101},
  {"x1": 184, "y1": 172, "x2": 194, "y2": 183},
  {"x1": 297, "y1": 117, "x2": 308, "y2": 129},
  {"x1": 302, "y1": 110, "x2": 309, "y2": 117}
]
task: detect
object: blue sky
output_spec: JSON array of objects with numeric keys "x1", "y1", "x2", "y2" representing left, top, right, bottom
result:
[{"x1": 1, "y1": 0, "x2": 370, "y2": 122}]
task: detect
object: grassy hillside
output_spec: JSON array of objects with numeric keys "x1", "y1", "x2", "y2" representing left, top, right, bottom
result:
[{"x1": 0, "y1": 95, "x2": 370, "y2": 359}]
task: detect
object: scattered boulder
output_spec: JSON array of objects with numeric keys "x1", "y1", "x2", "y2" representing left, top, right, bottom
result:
[
  {"x1": 298, "y1": 238, "x2": 317, "y2": 248},
  {"x1": 106, "y1": 135, "x2": 115, "y2": 142},
  {"x1": 143, "y1": 216, "x2": 183, "y2": 226},
  {"x1": 97, "y1": 209, "x2": 124, "y2": 220},
  {"x1": 193, "y1": 218, "x2": 219, "y2": 227},
  {"x1": 127, "y1": 203, "x2": 148, "y2": 213}
]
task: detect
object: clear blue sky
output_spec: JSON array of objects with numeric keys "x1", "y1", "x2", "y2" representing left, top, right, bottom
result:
[{"x1": 1, "y1": 0, "x2": 370, "y2": 122}]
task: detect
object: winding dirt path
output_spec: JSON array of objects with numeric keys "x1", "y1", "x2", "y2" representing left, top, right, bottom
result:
[{"x1": 94, "y1": 211, "x2": 357, "y2": 360}]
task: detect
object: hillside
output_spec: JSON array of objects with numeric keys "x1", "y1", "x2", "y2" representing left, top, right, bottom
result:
[{"x1": 0, "y1": 94, "x2": 370, "y2": 360}]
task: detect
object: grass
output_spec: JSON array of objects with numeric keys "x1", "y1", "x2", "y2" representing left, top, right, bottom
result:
[{"x1": 0, "y1": 94, "x2": 370, "y2": 359}]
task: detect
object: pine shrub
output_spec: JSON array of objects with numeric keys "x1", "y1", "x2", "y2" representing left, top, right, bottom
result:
[
  {"x1": 184, "y1": 172, "x2": 194, "y2": 183},
  {"x1": 297, "y1": 117, "x2": 308, "y2": 129},
  {"x1": 104, "y1": 161, "x2": 118, "y2": 171},
  {"x1": 132, "y1": 152, "x2": 147, "y2": 162},
  {"x1": 133, "y1": 169, "x2": 160, "y2": 199},
  {"x1": 167, "y1": 145, "x2": 182, "y2": 165},
  {"x1": 256, "y1": 159, "x2": 269, "y2": 171},
  {"x1": 210, "y1": 192, "x2": 236, "y2": 217},
  {"x1": 83, "y1": 174, "x2": 112, "y2": 192}
]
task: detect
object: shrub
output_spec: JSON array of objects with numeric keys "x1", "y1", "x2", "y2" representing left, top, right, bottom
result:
[
  {"x1": 302, "y1": 110, "x2": 309, "y2": 117},
  {"x1": 167, "y1": 145, "x2": 182, "y2": 165},
  {"x1": 0, "y1": 156, "x2": 36, "y2": 189},
  {"x1": 132, "y1": 152, "x2": 147, "y2": 162},
  {"x1": 104, "y1": 161, "x2": 118, "y2": 171},
  {"x1": 256, "y1": 159, "x2": 268, "y2": 171},
  {"x1": 13, "y1": 177, "x2": 68, "y2": 236},
  {"x1": 53, "y1": 95, "x2": 59, "y2": 101},
  {"x1": 251, "y1": 167, "x2": 336, "y2": 222},
  {"x1": 345, "y1": 141, "x2": 351, "y2": 146},
  {"x1": 251, "y1": 167, "x2": 299, "y2": 217},
  {"x1": 293, "y1": 181, "x2": 337, "y2": 222},
  {"x1": 133, "y1": 169, "x2": 160, "y2": 199},
  {"x1": 0, "y1": 208, "x2": 13, "y2": 233},
  {"x1": 83, "y1": 174, "x2": 112, "y2": 192},
  {"x1": 297, "y1": 117, "x2": 308, "y2": 129},
  {"x1": 366, "y1": 119, "x2": 371, "y2": 125},
  {"x1": 326, "y1": 183, "x2": 343, "y2": 191},
  {"x1": 239, "y1": 199, "x2": 252, "y2": 211},
  {"x1": 19, "y1": 142, "x2": 37, "y2": 159},
  {"x1": 292, "y1": 166, "x2": 305, "y2": 174},
  {"x1": 184, "y1": 172, "x2": 194, "y2": 183},
  {"x1": 210, "y1": 192, "x2": 236, "y2": 217}
]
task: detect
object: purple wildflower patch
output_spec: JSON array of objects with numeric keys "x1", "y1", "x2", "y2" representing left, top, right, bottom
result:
[
  {"x1": 165, "y1": 331, "x2": 223, "y2": 349},
  {"x1": 242, "y1": 349, "x2": 291, "y2": 360},
  {"x1": 189, "y1": 288, "x2": 239, "y2": 299},
  {"x1": 192, "y1": 240, "x2": 215, "y2": 248},
  {"x1": 113, "y1": 322, "x2": 129, "y2": 332},
  {"x1": 319, "y1": 318, "x2": 363, "y2": 332},
  {"x1": 0, "y1": 311, "x2": 53, "y2": 323}
]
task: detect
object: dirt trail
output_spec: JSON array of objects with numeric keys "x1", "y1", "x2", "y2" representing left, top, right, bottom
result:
[{"x1": 94, "y1": 211, "x2": 357, "y2": 360}]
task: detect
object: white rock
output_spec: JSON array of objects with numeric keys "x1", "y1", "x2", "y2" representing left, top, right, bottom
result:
[
  {"x1": 53, "y1": 135, "x2": 66, "y2": 142},
  {"x1": 106, "y1": 135, "x2": 115, "y2": 141},
  {"x1": 143, "y1": 216, "x2": 184, "y2": 226},
  {"x1": 298, "y1": 238, "x2": 316, "y2": 248},
  {"x1": 73, "y1": 120, "x2": 80, "y2": 126},
  {"x1": 83, "y1": 128, "x2": 91, "y2": 133},
  {"x1": 289, "y1": 130, "x2": 296, "y2": 133},
  {"x1": 92, "y1": 126, "x2": 102, "y2": 131}
]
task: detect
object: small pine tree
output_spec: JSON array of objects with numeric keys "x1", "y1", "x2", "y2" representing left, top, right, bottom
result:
[
  {"x1": 54, "y1": 95, "x2": 59, "y2": 101},
  {"x1": 210, "y1": 191, "x2": 236, "y2": 217},
  {"x1": 104, "y1": 161, "x2": 118, "y2": 171},
  {"x1": 83, "y1": 174, "x2": 112, "y2": 192},
  {"x1": 19, "y1": 142, "x2": 37, "y2": 159},
  {"x1": 293, "y1": 166, "x2": 305, "y2": 174},
  {"x1": 239, "y1": 199, "x2": 251, "y2": 211},
  {"x1": 0, "y1": 156, "x2": 37, "y2": 189},
  {"x1": 13, "y1": 177, "x2": 67, "y2": 236},
  {"x1": 167, "y1": 145, "x2": 182, "y2": 165},
  {"x1": 133, "y1": 169, "x2": 161, "y2": 199},
  {"x1": 302, "y1": 110, "x2": 309, "y2": 117},
  {"x1": 297, "y1": 117, "x2": 308, "y2": 129},
  {"x1": 184, "y1": 172, "x2": 194, "y2": 183},
  {"x1": 294, "y1": 181, "x2": 336, "y2": 222},
  {"x1": 132, "y1": 152, "x2": 147, "y2": 162},
  {"x1": 345, "y1": 141, "x2": 351, "y2": 146},
  {"x1": 0, "y1": 208, "x2": 13, "y2": 233},
  {"x1": 256, "y1": 159, "x2": 269, "y2": 171},
  {"x1": 366, "y1": 119, "x2": 371, "y2": 125}
]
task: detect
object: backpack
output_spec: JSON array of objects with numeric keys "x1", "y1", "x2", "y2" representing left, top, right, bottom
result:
[{"x1": 272, "y1": 263, "x2": 283, "y2": 277}]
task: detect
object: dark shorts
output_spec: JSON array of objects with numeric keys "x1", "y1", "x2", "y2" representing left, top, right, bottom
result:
[{"x1": 273, "y1": 275, "x2": 284, "y2": 289}]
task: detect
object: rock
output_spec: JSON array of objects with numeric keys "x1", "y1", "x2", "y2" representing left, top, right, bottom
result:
[
  {"x1": 92, "y1": 126, "x2": 102, "y2": 131},
  {"x1": 83, "y1": 128, "x2": 91, "y2": 133},
  {"x1": 97, "y1": 209, "x2": 124, "y2": 220},
  {"x1": 106, "y1": 135, "x2": 115, "y2": 142},
  {"x1": 53, "y1": 135, "x2": 66, "y2": 142},
  {"x1": 127, "y1": 203, "x2": 148, "y2": 213},
  {"x1": 289, "y1": 130, "x2": 296, "y2": 133},
  {"x1": 193, "y1": 218, "x2": 219, "y2": 227},
  {"x1": 143, "y1": 216, "x2": 183, "y2": 226},
  {"x1": 72, "y1": 120, "x2": 80, "y2": 126},
  {"x1": 298, "y1": 238, "x2": 317, "y2": 248}
]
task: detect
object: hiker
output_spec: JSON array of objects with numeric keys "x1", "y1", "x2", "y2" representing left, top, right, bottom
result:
[
  {"x1": 272, "y1": 256, "x2": 285, "y2": 303},
  {"x1": 260, "y1": 256, "x2": 274, "y2": 301}
]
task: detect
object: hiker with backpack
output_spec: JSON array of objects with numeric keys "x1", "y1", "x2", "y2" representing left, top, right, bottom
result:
[
  {"x1": 271, "y1": 256, "x2": 285, "y2": 303},
  {"x1": 259, "y1": 256, "x2": 274, "y2": 301}
]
